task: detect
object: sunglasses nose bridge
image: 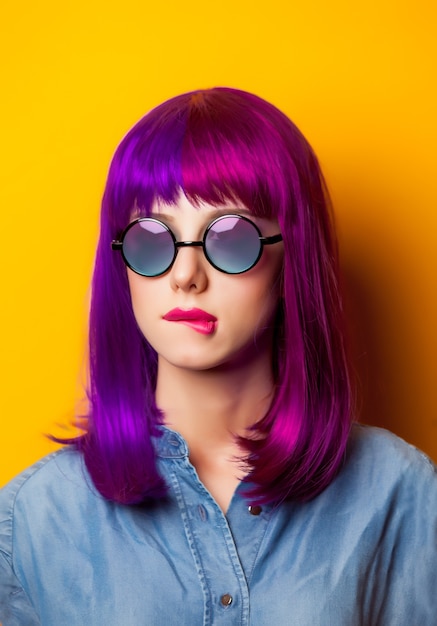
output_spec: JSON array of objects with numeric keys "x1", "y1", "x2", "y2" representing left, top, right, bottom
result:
[
  {"x1": 172, "y1": 240, "x2": 205, "y2": 269},
  {"x1": 173, "y1": 240, "x2": 204, "y2": 262},
  {"x1": 169, "y1": 239, "x2": 210, "y2": 292},
  {"x1": 174, "y1": 240, "x2": 204, "y2": 250}
]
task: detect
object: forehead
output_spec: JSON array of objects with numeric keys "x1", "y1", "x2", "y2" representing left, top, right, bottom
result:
[
  {"x1": 146, "y1": 193, "x2": 280, "y2": 233},
  {"x1": 152, "y1": 192, "x2": 249, "y2": 217},
  {"x1": 132, "y1": 190, "x2": 247, "y2": 220}
]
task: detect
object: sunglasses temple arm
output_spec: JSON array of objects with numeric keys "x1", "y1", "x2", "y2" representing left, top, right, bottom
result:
[{"x1": 261, "y1": 234, "x2": 283, "y2": 245}]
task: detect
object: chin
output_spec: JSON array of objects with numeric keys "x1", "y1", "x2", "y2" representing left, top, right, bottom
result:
[{"x1": 159, "y1": 352, "x2": 226, "y2": 372}]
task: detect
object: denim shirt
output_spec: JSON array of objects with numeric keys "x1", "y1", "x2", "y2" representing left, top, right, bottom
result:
[{"x1": 0, "y1": 425, "x2": 436, "y2": 625}]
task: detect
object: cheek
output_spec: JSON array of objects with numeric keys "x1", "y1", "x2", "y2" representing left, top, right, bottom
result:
[
  {"x1": 220, "y1": 273, "x2": 282, "y2": 336},
  {"x1": 127, "y1": 273, "x2": 144, "y2": 315},
  {"x1": 252, "y1": 285, "x2": 281, "y2": 331},
  {"x1": 243, "y1": 253, "x2": 283, "y2": 312},
  {"x1": 127, "y1": 272, "x2": 160, "y2": 332}
]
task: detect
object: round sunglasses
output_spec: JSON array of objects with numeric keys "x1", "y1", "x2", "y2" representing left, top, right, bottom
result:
[{"x1": 111, "y1": 214, "x2": 283, "y2": 276}]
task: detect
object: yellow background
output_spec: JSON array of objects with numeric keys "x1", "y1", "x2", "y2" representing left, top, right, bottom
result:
[{"x1": 1, "y1": 0, "x2": 436, "y2": 485}]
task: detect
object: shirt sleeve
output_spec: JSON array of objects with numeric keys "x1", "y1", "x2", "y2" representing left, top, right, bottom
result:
[
  {"x1": 374, "y1": 445, "x2": 437, "y2": 624},
  {"x1": 0, "y1": 479, "x2": 40, "y2": 626},
  {"x1": 0, "y1": 552, "x2": 40, "y2": 625}
]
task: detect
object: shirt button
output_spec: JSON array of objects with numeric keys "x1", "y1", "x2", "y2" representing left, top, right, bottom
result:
[
  {"x1": 220, "y1": 594, "x2": 233, "y2": 606},
  {"x1": 197, "y1": 504, "x2": 207, "y2": 521},
  {"x1": 248, "y1": 505, "x2": 263, "y2": 516}
]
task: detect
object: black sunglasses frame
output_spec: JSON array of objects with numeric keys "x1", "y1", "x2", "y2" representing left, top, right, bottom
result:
[{"x1": 111, "y1": 214, "x2": 283, "y2": 276}]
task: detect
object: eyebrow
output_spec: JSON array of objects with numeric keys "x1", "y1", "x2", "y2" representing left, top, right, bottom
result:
[{"x1": 149, "y1": 208, "x2": 254, "y2": 222}]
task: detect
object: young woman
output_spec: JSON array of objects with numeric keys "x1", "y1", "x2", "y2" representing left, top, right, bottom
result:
[{"x1": 0, "y1": 88, "x2": 436, "y2": 625}]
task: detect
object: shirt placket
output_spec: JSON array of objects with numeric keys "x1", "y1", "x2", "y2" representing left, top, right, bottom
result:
[{"x1": 169, "y1": 458, "x2": 250, "y2": 625}]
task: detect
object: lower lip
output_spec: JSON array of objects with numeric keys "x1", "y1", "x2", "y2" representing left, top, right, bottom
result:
[{"x1": 169, "y1": 319, "x2": 217, "y2": 335}]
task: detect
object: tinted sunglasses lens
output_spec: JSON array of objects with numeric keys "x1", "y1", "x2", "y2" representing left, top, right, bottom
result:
[
  {"x1": 122, "y1": 220, "x2": 174, "y2": 276},
  {"x1": 206, "y1": 216, "x2": 261, "y2": 273}
]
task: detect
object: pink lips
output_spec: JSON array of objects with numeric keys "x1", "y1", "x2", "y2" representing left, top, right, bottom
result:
[{"x1": 162, "y1": 308, "x2": 217, "y2": 335}]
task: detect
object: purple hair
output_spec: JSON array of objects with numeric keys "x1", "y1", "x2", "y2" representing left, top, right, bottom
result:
[{"x1": 68, "y1": 88, "x2": 352, "y2": 505}]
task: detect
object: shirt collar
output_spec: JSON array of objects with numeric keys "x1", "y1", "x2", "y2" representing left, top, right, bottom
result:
[{"x1": 153, "y1": 426, "x2": 189, "y2": 459}]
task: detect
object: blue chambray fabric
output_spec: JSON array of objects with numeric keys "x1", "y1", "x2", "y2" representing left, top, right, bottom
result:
[{"x1": 0, "y1": 425, "x2": 436, "y2": 625}]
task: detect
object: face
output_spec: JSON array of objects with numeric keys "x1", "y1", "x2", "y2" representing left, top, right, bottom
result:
[{"x1": 126, "y1": 193, "x2": 284, "y2": 373}]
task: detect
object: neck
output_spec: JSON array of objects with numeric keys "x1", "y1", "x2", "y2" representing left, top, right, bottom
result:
[
  {"x1": 155, "y1": 356, "x2": 275, "y2": 449},
  {"x1": 155, "y1": 352, "x2": 275, "y2": 514}
]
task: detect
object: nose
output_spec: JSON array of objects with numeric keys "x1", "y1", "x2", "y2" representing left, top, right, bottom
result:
[{"x1": 169, "y1": 244, "x2": 208, "y2": 293}]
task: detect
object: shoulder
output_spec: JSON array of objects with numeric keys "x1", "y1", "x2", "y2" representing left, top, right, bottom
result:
[
  {"x1": 344, "y1": 426, "x2": 437, "y2": 619},
  {"x1": 0, "y1": 448, "x2": 97, "y2": 620},
  {"x1": 347, "y1": 423, "x2": 436, "y2": 476},
  {"x1": 334, "y1": 424, "x2": 437, "y2": 513},
  {"x1": 0, "y1": 448, "x2": 96, "y2": 549},
  {"x1": 1, "y1": 447, "x2": 92, "y2": 507}
]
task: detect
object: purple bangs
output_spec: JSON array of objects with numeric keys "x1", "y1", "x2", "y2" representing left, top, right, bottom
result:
[
  {"x1": 104, "y1": 88, "x2": 317, "y2": 231},
  {"x1": 66, "y1": 87, "x2": 352, "y2": 506}
]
